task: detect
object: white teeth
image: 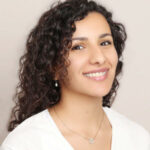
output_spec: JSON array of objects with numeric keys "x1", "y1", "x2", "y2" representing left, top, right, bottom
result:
[{"x1": 84, "y1": 72, "x2": 106, "y2": 77}]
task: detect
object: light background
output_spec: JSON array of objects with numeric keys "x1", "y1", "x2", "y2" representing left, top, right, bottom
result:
[{"x1": 0, "y1": 0, "x2": 150, "y2": 144}]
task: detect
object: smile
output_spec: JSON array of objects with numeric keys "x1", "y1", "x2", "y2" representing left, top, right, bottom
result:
[
  {"x1": 84, "y1": 72, "x2": 106, "y2": 77},
  {"x1": 83, "y1": 69, "x2": 109, "y2": 81}
]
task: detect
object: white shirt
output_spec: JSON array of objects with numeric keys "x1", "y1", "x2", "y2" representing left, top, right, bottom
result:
[{"x1": 1, "y1": 107, "x2": 150, "y2": 150}]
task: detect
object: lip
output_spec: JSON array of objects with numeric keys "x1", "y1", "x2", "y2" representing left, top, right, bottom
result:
[
  {"x1": 82, "y1": 68, "x2": 109, "y2": 81},
  {"x1": 83, "y1": 68, "x2": 109, "y2": 74}
]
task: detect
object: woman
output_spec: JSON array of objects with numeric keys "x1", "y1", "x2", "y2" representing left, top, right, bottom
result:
[{"x1": 1, "y1": 0, "x2": 150, "y2": 150}]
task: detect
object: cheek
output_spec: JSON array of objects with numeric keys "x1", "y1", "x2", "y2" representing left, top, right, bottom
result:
[
  {"x1": 107, "y1": 49, "x2": 118, "y2": 67},
  {"x1": 113, "y1": 52, "x2": 118, "y2": 67},
  {"x1": 68, "y1": 54, "x2": 87, "y2": 74}
]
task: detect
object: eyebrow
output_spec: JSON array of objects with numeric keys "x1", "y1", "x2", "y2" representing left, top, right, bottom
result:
[{"x1": 71, "y1": 33, "x2": 112, "y2": 41}]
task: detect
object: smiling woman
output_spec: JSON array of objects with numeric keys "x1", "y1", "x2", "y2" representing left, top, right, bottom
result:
[{"x1": 1, "y1": 0, "x2": 150, "y2": 150}]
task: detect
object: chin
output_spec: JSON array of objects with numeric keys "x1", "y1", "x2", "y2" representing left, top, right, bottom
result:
[{"x1": 86, "y1": 88, "x2": 111, "y2": 99}]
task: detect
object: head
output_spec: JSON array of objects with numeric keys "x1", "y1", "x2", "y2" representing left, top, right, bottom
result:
[
  {"x1": 8, "y1": 0, "x2": 127, "y2": 131},
  {"x1": 61, "y1": 11, "x2": 118, "y2": 101}
]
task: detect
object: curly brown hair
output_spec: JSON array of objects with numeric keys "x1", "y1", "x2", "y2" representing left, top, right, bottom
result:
[{"x1": 8, "y1": 0, "x2": 127, "y2": 131}]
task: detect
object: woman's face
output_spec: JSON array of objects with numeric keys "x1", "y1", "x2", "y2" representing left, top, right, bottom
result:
[{"x1": 61, "y1": 12, "x2": 118, "y2": 98}]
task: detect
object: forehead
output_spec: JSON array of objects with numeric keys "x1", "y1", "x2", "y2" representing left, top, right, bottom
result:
[{"x1": 72, "y1": 12, "x2": 111, "y2": 38}]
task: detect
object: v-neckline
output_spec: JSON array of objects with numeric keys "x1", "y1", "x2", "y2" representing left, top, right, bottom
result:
[{"x1": 46, "y1": 107, "x2": 115, "y2": 150}]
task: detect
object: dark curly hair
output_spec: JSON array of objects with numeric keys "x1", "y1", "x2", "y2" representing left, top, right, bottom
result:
[{"x1": 8, "y1": 0, "x2": 127, "y2": 131}]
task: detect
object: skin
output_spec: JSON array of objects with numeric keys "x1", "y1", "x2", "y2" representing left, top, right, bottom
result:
[{"x1": 49, "y1": 12, "x2": 118, "y2": 150}]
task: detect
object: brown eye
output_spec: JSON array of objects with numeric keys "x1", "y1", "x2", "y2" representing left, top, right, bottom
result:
[
  {"x1": 100, "y1": 41, "x2": 112, "y2": 46},
  {"x1": 71, "y1": 45, "x2": 84, "y2": 50}
]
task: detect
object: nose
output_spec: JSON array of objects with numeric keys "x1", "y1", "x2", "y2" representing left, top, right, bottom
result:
[{"x1": 89, "y1": 46, "x2": 106, "y2": 65}]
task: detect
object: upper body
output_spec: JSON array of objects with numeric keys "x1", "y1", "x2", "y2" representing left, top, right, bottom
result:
[
  {"x1": 4, "y1": 1, "x2": 149, "y2": 150},
  {"x1": 1, "y1": 107, "x2": 150, "y2": 150}
]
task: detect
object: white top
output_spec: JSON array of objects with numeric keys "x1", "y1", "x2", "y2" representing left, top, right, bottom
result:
[{"x1": 1, "y1": 107, "x2": 150, "y2": 150}]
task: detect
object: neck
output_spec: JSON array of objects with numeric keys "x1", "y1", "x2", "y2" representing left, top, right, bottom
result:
[{"x1": 52, "y1": 87, "x2": 104, "y2": 133}]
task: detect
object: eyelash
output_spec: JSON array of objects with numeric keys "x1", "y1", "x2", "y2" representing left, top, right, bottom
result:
[
  {"x1": 71, "y1": 40, "x2": 112, "y2": 50},
  {"x1": 100, "y1": 41, "x2": 112, "y2": 46},
  {"x1": 71, "y1": 45, "x2": 84, "y2": 50}
]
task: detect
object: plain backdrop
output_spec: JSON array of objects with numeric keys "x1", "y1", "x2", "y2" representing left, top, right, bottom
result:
[{"x1": 0, "y1": 0, "x2": 150, "y2": 144}]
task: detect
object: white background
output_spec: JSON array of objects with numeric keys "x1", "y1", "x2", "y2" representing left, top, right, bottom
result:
[{"x1": 0, "y1": 0, "x2": 150, "y2": 144}]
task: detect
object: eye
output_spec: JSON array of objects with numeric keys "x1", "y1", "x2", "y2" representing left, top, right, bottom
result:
[
  {"x1": 71, "y1": 45, "x2": 84, "y2": 50},
  {"x1": 100, "y1": 41, "x2": 112, "y2": 46}
]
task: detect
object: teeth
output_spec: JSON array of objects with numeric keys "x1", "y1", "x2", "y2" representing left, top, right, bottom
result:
[{"x1": 84, "y1": 72, "x2": 106, "y2": 77}]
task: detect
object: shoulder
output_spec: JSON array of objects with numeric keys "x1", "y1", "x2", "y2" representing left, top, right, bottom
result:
[
  {"x1": 104, "y1": 107, "x2": 150, "y2": 149},
  {"x1": 1, "y1": 109, "x2": 58, "y2": 150}
]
